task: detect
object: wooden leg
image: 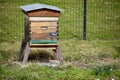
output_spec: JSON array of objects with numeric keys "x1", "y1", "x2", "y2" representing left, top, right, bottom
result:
[
  {"x1": 22, "y1": 43, "x2": 30, "y2": 64},
  {"x1": 18, "y1": 39, "x2": 26, "y2": 61},
  {"x1": 53, "y1": 45, "x2": 63, "y2": 62},
  {"x1": 57, "y1": 45, "x2": 63, "y2": 62},
  {"x1": 53, "y1": 49, "x2": 58, "y2": 60}
]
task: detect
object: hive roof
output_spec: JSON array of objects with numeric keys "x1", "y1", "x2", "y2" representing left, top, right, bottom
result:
[{"x1": 20, "y1": 3, "x2": 63, "y2": 12}]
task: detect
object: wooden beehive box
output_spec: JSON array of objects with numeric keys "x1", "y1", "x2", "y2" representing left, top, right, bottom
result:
[
  {"x1": 20, "y1": 3, "x2": 62, "y2": 42},
  {"x1": 19, "y1": 4, "x2": 63, "y2": 63}
]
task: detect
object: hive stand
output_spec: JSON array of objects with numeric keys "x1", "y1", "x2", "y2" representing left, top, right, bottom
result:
[
  {"x1": 18, "y1": 39, "x2": 63, "y2": 64},
  {"x1": 18, "y1": 3, "x2": 63, "y2": 64}
]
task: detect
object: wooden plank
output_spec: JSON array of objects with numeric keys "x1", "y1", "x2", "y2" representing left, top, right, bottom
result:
[
  {"x1": 29, "y1": 17, "x2": 59, "y2": 21},
  {"x1": 57, "y1": 45, "x2": 63, "y2": 62},
  {"x1": 30, "y1": 26, "x2": 56, "y2": 29},
  {"x1": 27, "y1": 9, "x2": 60, "y2": 17},
  {"x1": 30, "y1": 47, "x2": 56, "y2": 50},
  {"x1": 30, "y1": 32, "x2": 58, "y2": 40},
  {"x1": 18, "y1": 39, "x2": 26, "y2": 61},
  {"x1": 53, "y1": 49, "x2": 58, "y2": 60},
  {"x1": 30, "y1": 31, "x2": 56, "y2": 34},
  {"x1": 31, "y1": 33, "x2": 49, "y2": 40},
  {"x1": 30, "y1": 44, "x2": 58, "y2": 47},
  {"x1": 30, "y1": 28, "x2": 56, "y2": 33},
  {"x1": 30, "y1": 26, "x2": 57, "y2": 29},
  {"x1": 30, "y1": 22, "x2": 58, "y2": 27},
  {"x1": 30, "y1": 27, "x2": 56, "y2": 30},
  {"x1": 22, "y1": 43, "x2": 30, "y2": 64}
]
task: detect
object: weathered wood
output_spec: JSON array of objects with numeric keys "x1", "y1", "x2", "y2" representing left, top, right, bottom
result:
[
  {"x1": 30, "y1": 27, "x2": 56, "y2": 33},
  {"x1": 56, "y1": 45, "x2": 63, "y2": 62},
  {"x1": 22, "y1": 43, "x2": 30, "y2": 64},
  {"x1": 27, "y1": 9, "x2": 60, "y2": 17},
  {"x1": 24, "y1": 18, "x2": 31, "y2": 41},
  {"x1": 20, "y1": 5, "x2": 62, "y2": 63},
  {"x1": 30, "y1": 26, "x2": 56, "y2": 30},
  {"x1": 53, "y1": 49, "x2": 58, "y2": 60},
  {"x1": 18, "y1": 39, "x2": 26, "y2": 61},
  {"x1": 30, "y1": 44, "x2": 58, "y2": 47},
  {"x1": 52, "y1": 45, "x2": 63, "y2": 61},
  {"x1": 31, "y1": 33, "x2": 49, "y2": 40},
  {"x1": 30, "y1": 22, "x2": 58, "y2": 27},
  {"x1": 29, "y1": 17, "x2": 59, "y2": 21},
  {"x1": 31, "y1": 47, "x2": 56, "y2": 50}
]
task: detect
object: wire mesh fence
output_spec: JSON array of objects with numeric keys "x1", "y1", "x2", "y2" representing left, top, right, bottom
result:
[
  {"x1": 87, "y1": 0, "x2": 120, "y2": 40},
  {"x1": 0, "y1": 0, "x2": 120, "y2": 42}
]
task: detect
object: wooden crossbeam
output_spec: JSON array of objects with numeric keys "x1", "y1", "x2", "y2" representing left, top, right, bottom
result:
[
  {"x1": 29, "y1": 44, "x2": 58, "y2": 47},
  {"x1": 30, "y1": 47, "x2": 56, "y2": 50},
  {"x1": 18, "y1": 41, "x2": 62, "y2": 64}
]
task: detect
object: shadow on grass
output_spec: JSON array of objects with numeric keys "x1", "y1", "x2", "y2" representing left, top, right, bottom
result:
[
  {"x1": 113, "y1": 46, "x2": 120, "y2": 58},
  {"x1": 114, "y1": 47, "x2": 120, "y2": 53},
  {"x1": 28, "y1": 50, "x2": 54, "y2": 62},
  {"x1": 0, "y1": 49, "x2": 18, "y2": 65}
]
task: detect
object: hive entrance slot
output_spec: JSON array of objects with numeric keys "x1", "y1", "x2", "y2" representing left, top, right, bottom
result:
[{"x1": 41, "y1": 26, "x2": 48, "y2": 30}]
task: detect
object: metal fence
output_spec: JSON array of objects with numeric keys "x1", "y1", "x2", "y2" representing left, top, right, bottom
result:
[
  {"x1": 87, "y1": 0, "x2": 120, "y2": 40},
  {"x1": 0, "y1": 0, "x2": 120, "y2": 42}
]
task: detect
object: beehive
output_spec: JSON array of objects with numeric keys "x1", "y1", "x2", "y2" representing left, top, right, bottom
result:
[
  {"x1": 20, "y1": 3, "x2": 62, "y2": 42},
  {"x1": 19, "y1": 3, "x2": 63, "y2": 64}
]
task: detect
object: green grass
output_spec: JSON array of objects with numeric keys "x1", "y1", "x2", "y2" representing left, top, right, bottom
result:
[
  {"x1": 0, "y1": 0, "x2": 120, "y2": 79},
  {"x1": 0, "y1": 0, "x2": 120, "y2": 41},
  {"x1": 0, "y1": 64, "x2": 95, "y2": 80},
  {"x1": 0, "y1": 40, "x2": 120, "y2": 79}
]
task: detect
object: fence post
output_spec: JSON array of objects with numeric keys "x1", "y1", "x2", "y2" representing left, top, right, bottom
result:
[{"x1": 83, "y1": 0, "x2": 87, "y2": 40}]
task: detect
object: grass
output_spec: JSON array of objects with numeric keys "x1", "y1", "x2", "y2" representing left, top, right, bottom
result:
[
  {"x1": 0, "y1": 0, "x2": 120, "y2": 41},
  {"x1": 0, "y1": 39, "x2": 120, "y2": 79},
  {"x1": 0, "y1": 0, "x2": 120, "y2": 79},
  {"x1": 0, "y1": 64, "x2": 95, "y2": 80}
]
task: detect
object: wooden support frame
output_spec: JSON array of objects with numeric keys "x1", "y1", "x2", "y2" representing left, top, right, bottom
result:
[
  {"x1": 18, "y1": 39, "x2": 26, "y2": 61},
  {"x1": 20, "y1": 3, "x2": 63, "y2": 64},
  {"x1": 18, "y1": 40, "x2": 63, "y2": 64},
  {"x1": 22, "y1": 42, "x2": 30, "y2": 64},
  {"x1": 57, "y1": 45, "x2": 63, "y2": 61}
]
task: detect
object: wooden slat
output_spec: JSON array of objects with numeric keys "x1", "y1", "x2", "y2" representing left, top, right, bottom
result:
[
  {"x1": 30, "y1": 26, "x2": 57, "y2": 30},
  {"x1": 18, "y1": 39, "x2": 26, "y2": 61},
  {"x1": 22, "y1": 43, "x2": 30, "y2": 64},
  {"x1": 27, "y1": 10, "x2": 60, "y2": 17},
  {"x1": 29, "y1": 17, "x2": 59, "y2": 21},
  {"x1": 30, "y1": 27, "x2": 56, "y2": 33},
  {"x1": 30, "y1": 47, "x2": 56, "y2": 50},
  {"x1": 30, "y1": 22, "x2": 58, "y2": 27},
  {"x1": 31, "y1": 33, "x2": 49, "y2": 40},
  {"x1": 30, "y1": 44, "x2": 58, "y2": 47}
]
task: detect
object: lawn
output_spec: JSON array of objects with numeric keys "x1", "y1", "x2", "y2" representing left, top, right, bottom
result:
[
  {"x1": 0, "y1": 0, "x2": 120, "y2": 41},
  {"x1": 0, "y1": 40, "x2": 120, "y2": 80},
  {"x1": 0, "y1": 0, "x2": 120, "y2": 80}
]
